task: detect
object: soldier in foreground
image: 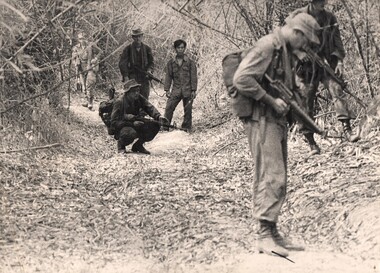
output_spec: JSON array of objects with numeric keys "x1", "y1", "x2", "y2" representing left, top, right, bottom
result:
[
  {"x1": 233, "y1": 13, "x2": 321, "y2": 257},
  {"x1": 110, "y1": 79, "x2": 168, "y2": 155}
]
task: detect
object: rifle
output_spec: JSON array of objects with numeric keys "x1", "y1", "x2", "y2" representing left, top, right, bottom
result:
[
  {"x1": 303, "y1": 46, "x2": 367, "y2": 108},
  {"x1": 264, "y1": 74, "x2": 325, "y2": 136},
  {"x1": 133, "y1": 116, "x2": 188, "y2": 131},
  {"x1": 134, "y1": 66, "x2": 164, "y2": 85}
]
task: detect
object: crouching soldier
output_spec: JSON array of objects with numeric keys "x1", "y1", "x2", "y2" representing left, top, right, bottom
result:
[{"x1": 110, "y1": 79, "x2": 168, "y2": 154}]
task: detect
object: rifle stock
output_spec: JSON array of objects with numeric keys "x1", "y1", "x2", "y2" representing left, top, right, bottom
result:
[
  {"x1": 303, "y1": 47, "x2": 367, "y2": 108},
  {"x1": 264, "y1": 74, "x2": 325, "y2": 136}
]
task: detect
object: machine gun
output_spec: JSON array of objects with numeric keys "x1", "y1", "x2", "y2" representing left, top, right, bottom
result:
[
  {"x1": 264, "y1": 74, "x2": 325, "y2": 136},
  {"x1": 303, "y1": 46, "x2": 367, "y2": 108}
]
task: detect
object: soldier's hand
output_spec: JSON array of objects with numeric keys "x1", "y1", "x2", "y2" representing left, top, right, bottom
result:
[
  {"x1": 191, "y1": 91, "x2": 196, "y2": 100},
  {"x1": 335, "y1": 61, "x2": 343, "y2": 77},
  {"x1": 158, "y1": 116, "x2": 169, "y2": 125},
  {"x1": 133, "y1": 121, "x2": 144, "y2": 127},
  {"x1": 272, "y1": 98, "x2": 290, "y2": 115},
  {"x1": 122, "y1": 75, "x2": 129, "y2": 83},
  {"x1": 165, "y1": 90, "x2": 171, "y2": 98},
  {"x1": 124, "y1": 114, "x2": 135, "y2": 120}
]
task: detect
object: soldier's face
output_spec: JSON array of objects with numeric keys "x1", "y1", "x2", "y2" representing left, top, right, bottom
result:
[
  {"x1": 128, "y1": 88, "x2": 140, "y2": 100},
  {"x1": 175, "y1": 44, "x2": 186, "y2": 56},
  {"x1": 132, "y1": 35, "x2": 143, "y2": 45}
]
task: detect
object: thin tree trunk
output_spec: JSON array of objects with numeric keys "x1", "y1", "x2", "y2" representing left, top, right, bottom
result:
[{"x1": 340, "y1": 0, "x2": 375, "y2": 98}]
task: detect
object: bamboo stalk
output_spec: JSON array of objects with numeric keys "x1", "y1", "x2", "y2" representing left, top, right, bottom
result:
[{"x1": 340, "y1": 0, "x2": 375, "y2": 98}]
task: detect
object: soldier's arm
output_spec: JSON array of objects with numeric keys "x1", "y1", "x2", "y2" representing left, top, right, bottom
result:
[
  {"x1": 190, "y1": 59, "x2": 198, "y2": 92},
  {"x1": 163, "y1": 60, "x2": 173, "y2": 92},
  {"x1": 140, "y1": 96, "x2": 161, "y2": 120},
  {"x1": 119, "y1": 46, "x2": 130, "y2": 79},
  {"x1": 330, "y1": 15, "x2": 345, "y2": 61},
  {"x1": 233, "y1": 47, "x2": 273, "y2": 100},
  {"x1": 146, "y1": 45, "x2": 154, "y2": 73},
  {"x1": 111, "y1": 100, "x2": 128, "y2": 130}
]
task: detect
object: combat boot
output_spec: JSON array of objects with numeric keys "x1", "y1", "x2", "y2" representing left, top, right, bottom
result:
[
  {"x1": 271, "y1": 224, "x2": 305, "y2": 251},
  {"x1": 304, "y1": 133, "x2": 320, "y2": 155},
  {"x1": 132, "y1": 140, "x2": 150, "y2": 155},
  {"x1": 341, "y1": 119, "x2": 360, "y2": 142},
  {"x1": 117, "y1": 140, "x2": 126, "y2": 154},
  {"x1": 257, "y1": 220, "x2": 288, "y2": 257}
]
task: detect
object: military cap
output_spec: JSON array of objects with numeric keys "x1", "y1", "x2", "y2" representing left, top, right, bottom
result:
[{"x1": 287, "y1": 13, "x2": 321, "y2": 45}]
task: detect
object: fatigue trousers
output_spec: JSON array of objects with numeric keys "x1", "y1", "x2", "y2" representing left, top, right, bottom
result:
[
  {"x1": 244, "y1": 119, "x2": 287, "y2": 223},
  {"x1": 296, "y1": 66, "x2": 352, "y2": 135},
  {"x1": 118, "y1": 121, "x2": 160, "y2": 148},
  {"x1": 164, "y1": 94, "x2": 193, "y2": 130}
]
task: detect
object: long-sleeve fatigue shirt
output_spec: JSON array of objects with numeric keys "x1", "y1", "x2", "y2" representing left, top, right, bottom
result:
[
  {"x1": 111, "y1": 94, "x2": 161, "y2": 133},
  {"x1": 119, "y1": 42, "x2": 154, "y2": 83},
  {"x1": 233, "y1": 29, "x2": 290, "y2": 125},
  {"x1": 164, "y1": 55, "x2": 197, "y2": 98}
]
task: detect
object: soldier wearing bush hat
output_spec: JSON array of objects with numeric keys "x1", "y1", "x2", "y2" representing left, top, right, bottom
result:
[
  {"x1": 110, "y1": 79, "x2": 168, "y2": 155},
  {"x1": 232, "y1": 12, "x2": 321, "y2": 258},
  {"x1": 119, "y1": 27, "x2": 154, "y2": 100}
]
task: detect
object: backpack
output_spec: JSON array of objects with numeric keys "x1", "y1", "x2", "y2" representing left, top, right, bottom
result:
[
  {"x1": 99, "y1": 88, "x2": 116, "y2": 135},
  {"x1": 221, "y1": 48, "x2": 254, "y2": 118}
]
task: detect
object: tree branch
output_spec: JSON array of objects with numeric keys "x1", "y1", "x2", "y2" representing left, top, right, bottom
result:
[{"x1": 0, "y1": 143, "x2": 62, "y2": 153}]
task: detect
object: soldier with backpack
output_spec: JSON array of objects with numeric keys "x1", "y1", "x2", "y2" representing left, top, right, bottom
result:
[
  {"x1": 231, "y1": 13, "x2": 321, "y2": 257},
  {"x1": 110, "y1": 79, "x2": 168, "y2": 155}
]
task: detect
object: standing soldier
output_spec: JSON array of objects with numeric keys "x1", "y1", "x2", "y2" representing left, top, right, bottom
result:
[
  {"x1": 73, "y1": 32, "x2": 93, "y2": 109},
  {"x1": 288, "y1": 0, "x2": 360, "y2": 155},
  {"x1": 164, "y1": 39, "x2": 198, "y2": 132},
  {"x1": 118, "y1": 28, "x2": 154, "y2": 100},
  {"x1": 233, "y1": 13, "x2": 321, "y2": 257}
]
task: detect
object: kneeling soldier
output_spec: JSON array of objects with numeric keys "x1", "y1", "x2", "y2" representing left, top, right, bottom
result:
[{"x1": 110, "y1": 79, "x2": 168, "y2": 154}]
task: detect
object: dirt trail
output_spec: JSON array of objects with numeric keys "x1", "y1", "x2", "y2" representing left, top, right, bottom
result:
[
  {"x1": 67, "y1": 98, "x2": 379, "y2": 272},
  {"x1": 1, "y1": 96, "x2": 379, "y2": 273}
]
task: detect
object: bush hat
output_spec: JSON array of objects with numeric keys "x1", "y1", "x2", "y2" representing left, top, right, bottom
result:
[
  {"x1": 131, "y1": 28, "x2": 144, "y2": 36},
  {"x1": 124, "y1": 79, "x2": 141, "y2": 93},
  {"x1": 287, "y1": 13, "x2": 321, "y2": 45}
]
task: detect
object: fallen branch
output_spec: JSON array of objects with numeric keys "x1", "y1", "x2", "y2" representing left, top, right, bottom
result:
[
  {"x1": 213, "y1": 135, "x2": 245, "y2": 156},
  {"x1": 0, "y1": 143, "x2": 62, "y2": 153}
]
